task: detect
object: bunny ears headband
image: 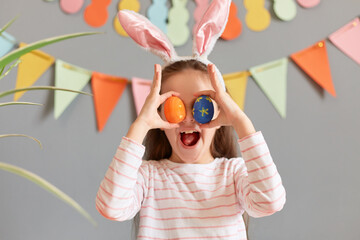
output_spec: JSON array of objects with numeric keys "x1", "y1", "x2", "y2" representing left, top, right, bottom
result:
[{"x1": 117, "y1": 0, "x2": 232, "y2": 90}]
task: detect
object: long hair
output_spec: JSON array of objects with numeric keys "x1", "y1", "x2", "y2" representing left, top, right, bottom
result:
[{"x1": 132, "y1": 60, "x2": 250, "y2": 239}]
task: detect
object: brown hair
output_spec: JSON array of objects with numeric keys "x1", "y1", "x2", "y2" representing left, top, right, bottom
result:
[{"x1": 133, "y1": 60, "x2": 250, "y2": 239}]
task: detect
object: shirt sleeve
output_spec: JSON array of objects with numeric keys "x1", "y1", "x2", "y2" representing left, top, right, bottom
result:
[
  {"x1": 234, "y1": 131, "x2": 286, "y2": 218},
  {"x1": 95, "y1": 136, "x2": 148, "y2": 221}
]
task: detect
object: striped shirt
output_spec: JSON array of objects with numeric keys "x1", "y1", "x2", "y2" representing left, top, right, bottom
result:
[{"x1": 96, "y1": 131, "x2": 286, "y2": 239}]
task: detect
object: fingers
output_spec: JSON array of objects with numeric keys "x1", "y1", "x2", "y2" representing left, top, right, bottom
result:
[
  {"x1": 207, "y1": 64, "x2": 223, "y2": 93},
  {"x1": 151, "y1": 64, "x2": 162, "y2": 94}
]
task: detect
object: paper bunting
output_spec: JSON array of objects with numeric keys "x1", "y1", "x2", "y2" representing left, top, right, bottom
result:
[
  {"x1": 244, "y1": 0, "x2": 271, "y2": 32},
  {"x1": 296, "y1": 0, "x2": 320, "y2": 8},
  {"x1": 0, "y1": 32, "x2": 16, "y2": 58},
  {"x1": 291, "y1": 40, "x2": 336, "y2": 97},
  {"x1": 221, "y1": 1, "x2": 242, "y2": 40},
  {"x1": 273, "y1": 0, "x2": 297, "y2": 21},
  {"x1": 147, "y1": 0, "x2": 167, "y2": 34},
  {"x1": 14, "y1": 43, "x2": 55, "y2": 101},
  {"x1": 329, "y1": 18, "x2": 360, "y2": 66},
  {"x1": 83, "y1": 0, "x2": 111, "y2": 27},
  {"x1": 167, "y1": 0, "x2": 190, "y2": 46},
  {"x1": 91, "y1": 72, "x2": 128, "y2": 132},
  {"x1": 131, "y1": 77, "x2": 152, "y2": 116},
  {"x1": 250, "y1": 58, "x2": 288, "y2": 118},
  {"x1": 54, "y1": 60, "x2": 92, "y2": 119},
  {"x1": 60, "y1": 0, "x2": 84, "y2": 14},
  {"x1": 114, "y1": 0, "x2": 141, "y2": 36},
  {"x1": 223, "y1": 71, "x2": 249, "y2": 111}
]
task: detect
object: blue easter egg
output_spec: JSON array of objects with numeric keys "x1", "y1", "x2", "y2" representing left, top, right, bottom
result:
[{"x1": 193, "y1": 95, "x2": 214, "y2": 124}]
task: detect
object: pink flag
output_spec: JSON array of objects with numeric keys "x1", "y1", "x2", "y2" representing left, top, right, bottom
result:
[
  {"x1": 329, "y1": 18, "x2": 360, "y2": 66},
  {"x1": 131, "y1": 77, "x2": 152, "y2": 115}
]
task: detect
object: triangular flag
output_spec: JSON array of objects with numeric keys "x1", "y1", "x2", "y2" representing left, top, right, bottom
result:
[
  {"x1": 131, "y1": 77, "x2": 152, "y2": 115},
  {"x1": 329, "y1": 18, "x2": 360, "y2": 66},
  {"x1": 249, "y1": 58, "x2": 288, "y2": 118},
  {"x1": 223, "y1": 71, "x2": 249, "y2": 111},
  {"x1": 0, "y1": 32, "x2": 16, "y2": 57},
  {"x1": 291, "y1": 40, "x2": 336, "y2": 97},
  {"x1": 14, "y1": 42, "x2": 55, "y2": 101},
  {"x1": 54, "y1": 59, "x2": 92, "y2": 119},
  {"x1": 91, "y1": 72, "x2": 128, "y2": 132}
]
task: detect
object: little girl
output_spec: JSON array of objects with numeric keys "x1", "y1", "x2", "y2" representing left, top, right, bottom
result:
[{"x1": 96, "y1": 1, "x2": 286, "y2": 239}]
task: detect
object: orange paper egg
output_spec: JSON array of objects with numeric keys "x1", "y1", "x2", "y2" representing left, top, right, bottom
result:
[{"x1": 164, "y1": 96, "x2": 186, "y2": 123}]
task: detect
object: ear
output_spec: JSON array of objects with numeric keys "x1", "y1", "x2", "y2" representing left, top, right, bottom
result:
[
  {"x1": 193, "y1": 0, "x2": 231, "y2": 58},
  {"x1": 118, "y1": 10, "x2": 178, "y2": 63}
]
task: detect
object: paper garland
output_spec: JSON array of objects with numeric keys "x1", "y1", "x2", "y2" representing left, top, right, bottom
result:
[
  {"x1": 131, "y1": 78, "x2": 152, "y2": 116},
  {"x1": 91, "y1": 72, "x2": 128, "y2": 132},
  {"x1": 14, "y1": 43, "x2": 55, "y2": 101},
  {"x1": 8, "y1": 16, "x2": 360, "y2": 131},
  {"x1": 329, "y1": 18, "x2": 360, "y2": 66},
  {"x1": 0, "y1": 32, "x2": 16, "y2": 58},
  {"x1": 291, "y1": 40, "x2": 336, "y2": 97},
  {"x1": 54, "y1": 60, "x2": 92, "y2": 119},
  {"x1": 250, "y1": 58, "x2": 288, "y2": 118}
]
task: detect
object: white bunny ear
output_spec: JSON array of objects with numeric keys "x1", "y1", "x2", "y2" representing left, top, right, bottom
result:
[
  {"x1": 193, "y1": 0, "x2": 231, "y2": 58},
  {"x1": 118, "y1": 10, "x2": 178, "y2": 63}
]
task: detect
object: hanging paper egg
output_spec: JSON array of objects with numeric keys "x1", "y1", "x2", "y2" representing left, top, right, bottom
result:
[
  {"x1": 192, "y1": 95, "x2": 214, "y2": 124},
  {"x1": 164, "y1": 96, "x2": 186, "y2": 123}
]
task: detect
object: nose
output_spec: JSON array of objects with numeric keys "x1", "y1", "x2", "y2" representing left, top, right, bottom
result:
[{"x1": 182, "y1": 105, "x2": 195, "y2": 123}]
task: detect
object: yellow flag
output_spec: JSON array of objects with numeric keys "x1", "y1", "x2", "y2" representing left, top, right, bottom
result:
[
  {"x1": 223, "y1": 71, "x2": 249, "y2": 111},
  {"x1": 14, "y1": 43, "x2": 55, "y2": 101}
]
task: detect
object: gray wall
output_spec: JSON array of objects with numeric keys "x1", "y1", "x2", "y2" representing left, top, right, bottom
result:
[{"x1": 1, "y1": 0, "x2": 360, "y2": 239}]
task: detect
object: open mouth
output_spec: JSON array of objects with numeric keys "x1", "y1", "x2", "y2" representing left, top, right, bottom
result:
[{"x1": 180, "y1": 131, "x2": 200, "y2": 147}]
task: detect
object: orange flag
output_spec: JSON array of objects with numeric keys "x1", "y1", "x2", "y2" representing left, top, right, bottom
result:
[
  {"x1": 290, "y1": 40, "x2": 336, "y2": 97},
  {"x1": 91, "y1": 72, "x2": 128, "y2": 132},
  {"x1": 14, "y1": 42, "x2": 55, "y2": 101}
]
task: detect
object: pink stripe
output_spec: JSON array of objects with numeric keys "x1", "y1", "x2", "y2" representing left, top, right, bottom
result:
[
  {"x1": 104, "y1": 176, "x2": 132, "y2": 190},
  {"x1": 139, "y1": 221, "x2": 242, "y2": 231},
  {"x1": 95, "y1": 202, "x2": 119, "y2": 220},
  {"x1": 249, "y1": 199, "x2": 284, "y2": 216},
  {"x1": 145, "y1": 192, "x2": 236, "y2": 202},
  {"x1": 117, "y1": 146, "x2": 142, "y2": 160},
  {"x1": 241, "y1": 141, "x2": 266, "y2": 153},
  {"x1": 245, "y1": 151, "x2": 270, "y2": 163},
  {"x1": 96, "y1": 194, "x2": 133, "y2": 211},
  {"x1": 249, "y1": 170, "x2": 278, "y2": 184},
  {"x1": 251, "y1": 180, "x2": 283, "y2": 194},
  {"x1": 109, "y1": 166, "x2": 136, "y2": 180},
  {"x1": 113, "y1": 155, "x2": 138, "y2": 169},
  {"x1": 140, "y1": 211, "x2": 241, "y2": 221},
  {"x1": 141, "y1": 202, "x2": 238, "y2": 211},
  {"x1": 254, "y1": 190, "x2": 286, "y2": 204},
  {"x1": 238, "y1": 131, "x2": 261, "y2": 143},
  {"x1": 99, "y1": 185, "x2": 132, "y2": 200},
  {"x1": 138, "y1": 232, "x2": 246, "y2": 240},
  {"x1": 247, "y1": 162, "x2": 273, "y2": 173},
  {"x1": 123, "y1": 136, "x2": 145, "y2": 149},
  {"x1": 152, "y1": 181, "x2": 234, "y2": 193}
]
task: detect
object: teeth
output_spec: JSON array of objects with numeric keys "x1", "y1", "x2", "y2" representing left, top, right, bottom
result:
[{"x1": 181, "y1": 130, "x2": 198, "y2": 134}]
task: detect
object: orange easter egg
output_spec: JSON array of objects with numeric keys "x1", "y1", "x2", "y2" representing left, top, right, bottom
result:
[{"x1": 164, "y1": 96, "x2": 186, "y2": 123}]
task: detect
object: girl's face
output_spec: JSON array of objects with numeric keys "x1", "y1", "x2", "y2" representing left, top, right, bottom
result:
[{"x1": 160, "y1": 68, "x2": 220, "y2": 164}]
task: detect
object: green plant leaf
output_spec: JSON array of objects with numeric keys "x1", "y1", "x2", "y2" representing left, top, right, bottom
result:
[
  {"x1": 0, "y1": 31, "x2": 102, "y2": 68},
  {"x1": 0, "y1": 101, "x2": 43, "y2": 107},
  {"x1": 0, "y1": 59, "x2": 21, "y2": 80},
  {"x1": 0, "y1": 16, "x2": 19, "y2": 36},
  {"x1": 0, "y1": 134, "x2": 42, "y2": 149},
  {"x1": 0, "y1": 161, "x2": 97, "y2": 226},
  {"x1": 0, "y1": 86, "x2": 92, "y2": 99}
]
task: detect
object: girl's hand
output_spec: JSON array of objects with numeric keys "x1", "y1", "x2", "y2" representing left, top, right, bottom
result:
[
  {"x1": 136, "y1": 64, "x2": 180, "y2": 131},
  {"x1": 194, "y1": 64, "x2": 255, "y2": 136}
]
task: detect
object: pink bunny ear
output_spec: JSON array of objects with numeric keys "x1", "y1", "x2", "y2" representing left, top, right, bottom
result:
[
  {"x1": 118, "y1": 10, "x2": 177, "y2": 63},
  {"x1": 193, "y1": 0, "x2": 231, "y2": 58}
]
